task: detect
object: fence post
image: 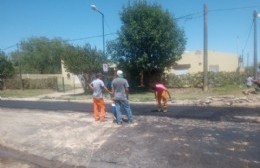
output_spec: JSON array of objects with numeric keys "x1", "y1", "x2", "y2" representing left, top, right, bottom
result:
[
  {"x1": 62, "y1": 77, "x2": 65, "y2": 92},
  {"x1": 56, "y1": 77, "x2": 59, "y2": 92}
]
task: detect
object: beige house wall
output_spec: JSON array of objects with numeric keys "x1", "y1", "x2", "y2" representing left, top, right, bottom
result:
[
  {"x1": 61, "y1": 61, "x2": 82, "y2": 87},
  {"x1": 20, "y1": 62, "x2": 82, "y2": 87},
  {"x1": 169, "y1": 50, "x2": 239, "y2": 74},
  {"x1": 21, "y1": 74, "x2": 62, "y2": 79}
]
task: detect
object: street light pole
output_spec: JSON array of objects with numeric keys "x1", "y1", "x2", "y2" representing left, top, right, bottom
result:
[{"x1": 91, "y1": 4, "x2": 105, "y2": 57}]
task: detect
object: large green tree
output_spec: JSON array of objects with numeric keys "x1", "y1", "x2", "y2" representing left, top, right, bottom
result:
[
  {"x1": 107, "y1": 0, "x2": 186, "y2": 88},
  {"x1": 61, "y1": 44, "x2": 106, "y2": 88},
  {"x1": 11, "y1": 37, "x2": 66, "y2": 74},
  {"x1": 0, "y1": 51, "x2": 15, "y2": 78},
  {"x1": 0, "y1": 51, "x2": 15, "y2": 89}
]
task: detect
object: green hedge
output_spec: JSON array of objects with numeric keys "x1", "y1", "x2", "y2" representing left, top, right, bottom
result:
[
  {"x1": 5, "y1": 77, "x2": 57, "y2": 89},
  {"x1": 166, "y1": 72, "x2": 248, "y2": 88}
]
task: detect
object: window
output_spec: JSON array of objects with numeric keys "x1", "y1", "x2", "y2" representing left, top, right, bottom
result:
[
  {"x1": 209, "y1": 65, "x2": 219, "y2": 72},
  {"x1": 172, "y1": 64, "x2": 191, "y2": 75}
]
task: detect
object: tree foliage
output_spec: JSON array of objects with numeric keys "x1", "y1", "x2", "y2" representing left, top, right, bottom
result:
[
  {"x1": 6, "y1": 36, "x2": 106, "y2": 90},
  {"x1": 0, "y1": 51, "x2": 15, "y2": 78},
  {"x1": 107, "y1": 0, "x2": 186, "y2": 87},
  {"x1": 11, "y1": 37, "x2": 66, "y2": 74},
  {"x1": 62, "y1": 44, "x2": 106, "y2": 74},
  {"x1": 61, "y1": 44, "x2": 107, "y2": 85}
]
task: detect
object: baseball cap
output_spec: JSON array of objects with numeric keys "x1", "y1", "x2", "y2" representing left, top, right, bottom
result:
[{"x1": 117, "y1": 70, "x2": 123, "y2": 76}]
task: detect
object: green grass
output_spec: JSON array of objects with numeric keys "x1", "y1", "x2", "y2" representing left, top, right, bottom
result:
[
  {"x1": 0, "y1": 85, "x2": 246, "y2": 101},
  {"x1": 128, "y1": 85, "x2": 246, "y2": 101},
  {"x1": 0, "y1": 89, "x2": 55, "y2": 98},
  {"x1": 58, "y1": 93, "x2": 93, "y2": 101},
  {"x1": 129, "y1": 92, "x2": 155, "y2": 102}
]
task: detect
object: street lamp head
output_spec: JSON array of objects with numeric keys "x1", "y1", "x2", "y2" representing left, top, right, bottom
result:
[
  {"x1": 91, "y1": 4, "x2": 97, "y2": 11},
  {"x1": 90, "y1": 4, "x2": 105, "y2": 57}
]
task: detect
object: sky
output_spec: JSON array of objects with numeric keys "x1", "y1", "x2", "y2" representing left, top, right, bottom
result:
[{"x1": 1, "y1": 0, "x2": 260, "y2": 66}]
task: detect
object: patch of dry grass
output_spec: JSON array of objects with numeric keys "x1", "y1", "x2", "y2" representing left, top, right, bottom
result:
[
  {"x1": 0, "y1": 85, "x2": 247, "y2": 102},
  {"x1": 0, "y1": 89, "x2": 55, "y2": 98}
]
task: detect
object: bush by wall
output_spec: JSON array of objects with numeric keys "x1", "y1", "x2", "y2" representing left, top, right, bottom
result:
[
  {"x1": 166, "y1": 71, "x2": 248, "y2": 88},
  {"x1": 5, "y1": 77, "x2": 57, "y2": 89}
]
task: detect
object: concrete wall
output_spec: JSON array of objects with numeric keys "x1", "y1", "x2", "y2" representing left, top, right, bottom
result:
[
  {"x1": 20, "y1": 61, "x2": 82, "y2": 87},
  {"x1": 169, "y1": 50, "x2": 239, "y2": 74},
  {"x1": 61, "y1": 61, "x2": 82, "y2": 87}
]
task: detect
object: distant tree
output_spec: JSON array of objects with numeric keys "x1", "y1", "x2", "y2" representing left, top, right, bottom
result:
[
  {"x1": 107, "y1": 0, "x2": 186, "y2": 88},
  {"x1": 11, "y1": 37, "x2": 66, "y2": 74},
  {"x1": 61, "y1": 44, "x2": 107, "y2": 89},
  {"x1": 0, "y1": 51, "x2": 15, "y2": 89}
]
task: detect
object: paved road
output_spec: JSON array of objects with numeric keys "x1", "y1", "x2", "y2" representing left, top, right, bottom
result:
[{"x1": 0, "y1": 100, "x2": 259, "y2": 168}]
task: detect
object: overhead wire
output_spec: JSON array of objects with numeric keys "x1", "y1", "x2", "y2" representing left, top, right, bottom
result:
[
  {"x1": 209, "y1": 5, "x2": 260, "y2": 13},
  {"x1": 242, "y1": 21, "x2": 254, "y2": 54},
  {"x1": 1, "y1": 5, "x2": 259, "y2": 52},
  {"x1": 175, "y1": 5, "x2": 259, "y2": 57}
]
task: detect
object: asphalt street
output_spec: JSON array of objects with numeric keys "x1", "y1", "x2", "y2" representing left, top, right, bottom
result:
[{"x1": 0, "y1": 100, "x2": 259, "y2": 168}]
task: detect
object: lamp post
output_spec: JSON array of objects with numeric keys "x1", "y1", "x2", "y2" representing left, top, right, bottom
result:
[{"x1": 91, "y1": 4, "x2": 105, "y2": 57}]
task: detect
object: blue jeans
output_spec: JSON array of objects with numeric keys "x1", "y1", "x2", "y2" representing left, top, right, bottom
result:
[{"x1": 115, "y1": 100, "x2": 133, "y2": 123}]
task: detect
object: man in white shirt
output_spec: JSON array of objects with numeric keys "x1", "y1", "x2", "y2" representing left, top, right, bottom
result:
[{"x1": 89, "y1": 73, "x2": 111, "y2": 122}]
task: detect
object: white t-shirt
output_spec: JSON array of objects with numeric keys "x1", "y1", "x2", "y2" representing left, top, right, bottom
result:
[
  {"x1": 246, "y1": 76, "x2": 253, "y2": 87},
  {"x1": 91, "y1": 78, "x2": 105, "y2": 98}
]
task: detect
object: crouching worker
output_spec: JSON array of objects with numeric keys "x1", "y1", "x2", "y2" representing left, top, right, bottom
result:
[{"x1": 152, "y1": 83, "x2": 172, "y2": 113}]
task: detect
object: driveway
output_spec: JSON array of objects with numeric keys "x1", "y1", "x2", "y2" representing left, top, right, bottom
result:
[{"x1": 0, "y1": 100, "x2": 259, "y2": 168}]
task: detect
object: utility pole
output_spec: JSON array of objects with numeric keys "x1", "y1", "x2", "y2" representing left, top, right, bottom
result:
[
  {"x1": 253, "y1": 10, "x2": 258, "y2": 80},
  {"x1": 203, "y1": 4, "x2": 208, "y2": 91},
  {"x1": 247, "y1": 53, "x2": 249, "y2": 67},
  {"x1": 17, "y1": 43, "x2": 23, "y2": 90}
]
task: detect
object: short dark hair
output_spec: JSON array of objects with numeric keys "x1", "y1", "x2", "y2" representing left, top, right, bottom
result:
[{"x1": 96, "y1": 73, "x2": 103, "y2": 78}]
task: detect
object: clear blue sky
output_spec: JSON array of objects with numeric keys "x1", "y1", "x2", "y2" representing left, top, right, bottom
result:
[{"x1": 1, "y1": 0, "x2": 260, "y2": 66}]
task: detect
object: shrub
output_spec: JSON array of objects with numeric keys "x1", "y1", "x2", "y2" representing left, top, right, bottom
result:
[
  {"x1": 5, "y1": 77, "x2": 57, "y2": 89},
  {"x1": 167, "y1": 72, "x2": 247, "y2": 88}
]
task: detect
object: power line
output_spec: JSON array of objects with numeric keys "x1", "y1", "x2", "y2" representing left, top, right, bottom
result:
[
  {"x1": 242, "y1": 20, "x2": 254, "y2": 53},
  {"x1": 209, "y1": 5, "x2": 260, "y2": 13},
  {"x1": 175, "y1": 5, "x2": 259, "y2": 54},
  {"x1": 2, "y1": 5, "x2": 259, "y2": 52},
  {"x1": 175, "y1": 12, "x2": 202, "y2": 20},
  {"x1": 1, "y1": 44, "x2": 17, "y2": 51},
  {"x1": 175, "y1": 5, "x2": 260, "y2": 21},
  {"x1": 1, "y1": 33, "x2": 117, "y2": 52},
  {"x1": 65, "y1": 33, "x2": 116, "y2": 42}
]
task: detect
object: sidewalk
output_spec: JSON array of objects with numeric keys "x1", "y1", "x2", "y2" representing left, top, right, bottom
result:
[
  {"x1": 1, "y1": 88, "x2": 86, "y2": 102},
  {"x1": 35, "y1": 88, "x2": 86, "y2": 99}
]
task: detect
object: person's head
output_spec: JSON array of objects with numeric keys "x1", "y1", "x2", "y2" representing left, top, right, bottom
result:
[
  {"x1": 96, "y1": 73, "x2": 103, "y2": 79},
  {"x1": 117, "y1": 70, "x2": 123, "y2": 77}
]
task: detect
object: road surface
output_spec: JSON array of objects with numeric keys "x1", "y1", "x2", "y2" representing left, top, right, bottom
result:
[{"x1": 0, "y1": 100, "x2": 259, "y2": 168}]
